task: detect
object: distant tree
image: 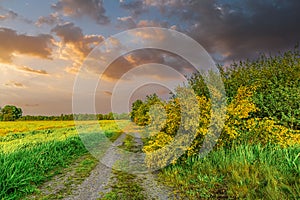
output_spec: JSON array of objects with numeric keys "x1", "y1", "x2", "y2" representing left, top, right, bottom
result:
[
  {"x1": 97, "y1": 114, "x2": 103, "y2": 120},
  {"x1": 130, "y1": 99, "x2": 143, "y2": 121},
  {"x1": 130, "y1": 94, "x2": 163, "y2": 125},
  {"x1": 0, "y1": 105, "x2": 23, "y2": 121}
]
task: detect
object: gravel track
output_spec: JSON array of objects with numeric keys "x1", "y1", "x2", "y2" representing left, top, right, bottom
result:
[
  {"x1": 31, "y1": 133, "x2": 175, "y2": 199},
  {"x1": 63, "y1": 134, "x2": 127, "y2": 200}
]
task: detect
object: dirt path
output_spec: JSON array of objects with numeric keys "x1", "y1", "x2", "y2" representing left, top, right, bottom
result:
[
  {"x1": 63, "y1": 134, "x2": 127, "y2": 200},
  {"x1": 133, "y1": 136, "x2": 174, "y2": 200},
  {"x1": 26, "y1": 154, "x2": 99, "y2": 200},
  {"x1": 99, "y1": 133, "x2": 174, "y2": 199},
  {"x1": 29, "y1": 133, "x2": 175, "y2": 200}
]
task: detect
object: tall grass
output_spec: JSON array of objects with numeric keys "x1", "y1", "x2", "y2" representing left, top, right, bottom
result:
[
  {"x1": 159, "y1": 143, "x2": 300, "y2": 199},
  {"x1": 0, "y1": 137, "x2": 87, "y2": 199},
  {"x1": 0, "y1": 120, "x2": 127, "y2": 199}
]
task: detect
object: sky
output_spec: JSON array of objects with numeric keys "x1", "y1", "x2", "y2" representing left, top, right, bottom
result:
[{"x1": 0, "y1": 0, "x2": 299, "y2": 115}]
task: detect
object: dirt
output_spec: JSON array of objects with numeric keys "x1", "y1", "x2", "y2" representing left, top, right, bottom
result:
[
  {"x1": 26, "y1": 154, "x2": 97, "y2": 200},
  {"x1": 27, "y1": 133, "x2": 175, "y2": 200}
]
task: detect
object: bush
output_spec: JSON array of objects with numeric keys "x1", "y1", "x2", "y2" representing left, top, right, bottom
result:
[{"x1": 189, "y1": 47, "x2": 300, "y2": 129}]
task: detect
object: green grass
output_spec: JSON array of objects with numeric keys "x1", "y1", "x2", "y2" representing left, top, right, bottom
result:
[
  {"x1": 0, "y1": 137, "x2": 87, "y2": 199},
  {"x1": 0, "y1": 120, "x2": 128, "y2": 199},
  {"x1": 159, "y1": 143, "x2": 300, "y2": 199}
]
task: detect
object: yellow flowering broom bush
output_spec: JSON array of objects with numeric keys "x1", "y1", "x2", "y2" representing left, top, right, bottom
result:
[{"x1": 142, "y1": 86, "x2": 299, "y2": 168}]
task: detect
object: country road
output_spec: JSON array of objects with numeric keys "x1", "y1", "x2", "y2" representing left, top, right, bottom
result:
[{"x1": 28, "y1": 132, "x2": 175, "y2": 200}]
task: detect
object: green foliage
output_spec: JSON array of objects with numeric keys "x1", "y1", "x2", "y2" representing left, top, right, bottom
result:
[
  {"x1": 17, "y1": 112, "x2": 129, "y2": 121},
  {"x1": 130, "y1": 99, "x2": 143, "y2": 122},
  {"x1": 254, "y1": 85, "x2": 300, "y2": 129},
  {"x1": 189, "y1": 47, "x2": 300, "y2": 129},
  {"x1": 0, "y1": 105, "x2": 23, "y2": 121},
  {"x1": 130, "y1": 94, "x2": 162, "y2": 126}
]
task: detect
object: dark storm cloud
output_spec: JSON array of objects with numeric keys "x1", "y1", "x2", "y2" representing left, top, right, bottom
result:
[
  {"x1": 0, "y1": 28, "x2": 53, "y2": 63},
  {"x1": 52, "y1": 0, "x2": 110, "y2": 25},
  {"x1": 141, "y1": 0, "x2": 300, "y2": 62},
  {"x1": 183, "y1": 0, "x2": 300, "y2": 60}
]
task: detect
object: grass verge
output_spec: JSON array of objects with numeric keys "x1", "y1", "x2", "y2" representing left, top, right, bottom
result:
[
  {"x1": 0, "y1": 137, "x2": 87, "y2": 199},
  {"x1": 159, "y1": 143, "x2": 300, "y2": 199}
]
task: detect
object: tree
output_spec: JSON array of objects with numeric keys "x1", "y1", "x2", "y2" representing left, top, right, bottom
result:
[
  {"x1": 0, "y1": 105, "x2": 23, "y2": 121},
  {"x1": 130, "y1": 94, "x2": 164, "y2": 125},
  {"x1": 130, "y1": 99, "x2": 143, "y2": 121}
]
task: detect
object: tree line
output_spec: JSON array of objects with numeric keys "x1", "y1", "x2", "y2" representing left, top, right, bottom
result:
[{"x1": 0, "y1": 105, "x2": 129, "y2": 121}]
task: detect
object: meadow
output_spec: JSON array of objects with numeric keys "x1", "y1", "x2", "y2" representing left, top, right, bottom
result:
[
  {"x1": 1, "y1": 48, "x2": 300, "y2": 199},
  {"x1": 0, "y1": 120, "x2": 126, "y2": 199}
]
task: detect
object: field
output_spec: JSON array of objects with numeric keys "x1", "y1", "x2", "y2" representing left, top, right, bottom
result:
[
  {"x1": 1, "y1": 120, "x2": 299, "y2": 199},
  {"x1": 0, "y1": 120, "x2": 127, "y2": 199},
  {"x1": 1, "y1": 49, "x2": 300, "y2": 199}
]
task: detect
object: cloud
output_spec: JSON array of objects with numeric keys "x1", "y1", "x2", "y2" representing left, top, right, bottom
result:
[
  {"x1": 117, "y1": 17, "x2": 170, "y2": 30},
  {"x1": 0, "y1": 8, "x2": 32, "y2": 23},
  {"x1": 103, "y1": 91, "x2": 112, "y2": 96},
  {"x1": 0, "y1": 28, "x2": 54, "y2": 63},
  {"x1": 101, "y1": 49, "x2": 195, "y2": 81},
  {"x1": 4, "y1": 80, "x2": 25, "y2": 88},
  {"x1": 52, "y1": 22, "x2": 83, "y2": 43},
  {"x1": 119, "y1": 0, "x2": 183, "y2": 17},
  {"x1": 117, "y1": 16, "x2": 136, "y2": 29},
  {"x1": 52, "y1": 0, "x2": 110, "y2": 25},
  {"x1": 139, "y1": 0, "x2": 300, "y2": 62},
  {"x1": 0, "y1": 10, "x2": 18, "y2": 21},
  {"x1": 51, "y1": 22, "x2": 104, "y2": 56},
  {"x1": 120, "y1": 0, "x2": 148, "y2": 17},
  {"x1": 137, "y1": 20, "x2": 168, "y2": 28},
  {"x1": 51, "y1": 22, "x2": 104, "y2": 73},
  {"x1": 17, "y1": 66, "x2": 48, "y2": 75},
  {"x1": 36, "y1": 13, "x2": 62, "y2": 26}
]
